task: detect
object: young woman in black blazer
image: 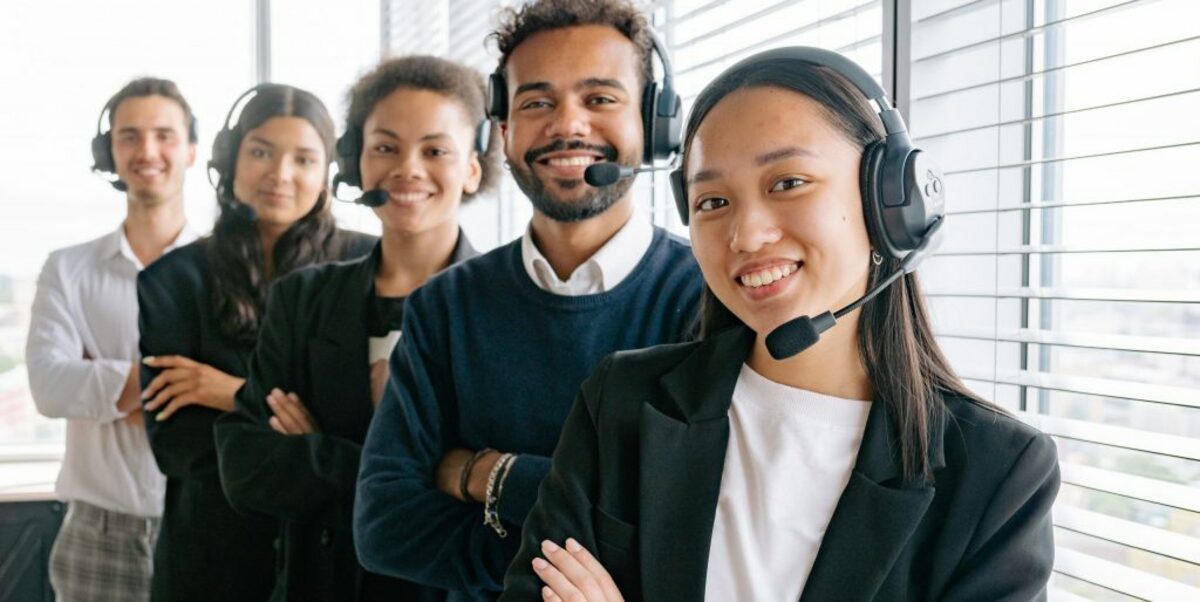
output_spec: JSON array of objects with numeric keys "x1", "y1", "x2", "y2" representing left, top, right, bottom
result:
[
  {"x1": 501, "y1": 49, "x2": 1060, "y2": 601},
  {"x1": 137, "y1": 84, "x2": 374, "y2": 601},
  {"x1": 211, "y1": 56, "x2": 498, "y2": 602}
]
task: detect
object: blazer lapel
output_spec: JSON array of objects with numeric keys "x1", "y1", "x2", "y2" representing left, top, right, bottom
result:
[
  {"x1": 638, "y1": 327, "x2": 754, "y2": 602},
  {"x1": 799, "y1": 400, "x2": 944, "y2": 601},
  {"x1": 309, "y1": 247, "x2": 377, "y2": 440}
]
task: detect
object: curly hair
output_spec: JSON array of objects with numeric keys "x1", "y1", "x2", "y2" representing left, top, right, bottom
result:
[
  {"x1": 344, "y1": 55, "x2": 499, "y2": 197},
  {"x1": 489, "y1": 0, "x2": 654, "y2": 88}
]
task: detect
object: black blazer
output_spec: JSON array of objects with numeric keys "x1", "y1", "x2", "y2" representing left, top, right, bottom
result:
[
  {"x1": 501, "y1": 326, "x2": 1060, "y2": 601},
  {"x1": 213, "y1": 235, "x2": 474, "y2": 602},
  {"x1": 138, "y1": 229, "x2": 375, "y2": 602}
]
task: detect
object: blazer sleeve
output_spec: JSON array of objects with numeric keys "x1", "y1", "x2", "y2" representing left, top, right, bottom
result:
[
  {"x1": 214, "y1": 278, "x2": 364, "y2": 527},
  {"x1": 940, "y1": 433, "x2": 1060, "y2": 602},
  {"x1": 498, "y1": 356, "x2": 613, "y2": 602},
  {"x1": 137, "y1": 263, "x2": 225, "y2": 479},
  {"x1": 353, "y1": 295, "x2": 521, "y2": 595}
]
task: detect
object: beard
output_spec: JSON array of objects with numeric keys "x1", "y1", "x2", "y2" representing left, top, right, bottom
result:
[{"x1": 510, "y1": 139, "x2": 636, "y2": 223}]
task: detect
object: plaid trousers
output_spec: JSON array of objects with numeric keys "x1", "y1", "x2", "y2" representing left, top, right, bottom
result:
[{"x1": 48, "y1": 500, "x2": 161, "y2": 602}]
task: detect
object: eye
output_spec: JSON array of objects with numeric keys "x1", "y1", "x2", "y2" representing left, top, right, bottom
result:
[
  {"x1": 587, "y1": 95, "x2": 617, "y2": 106},
  {"x1": 296, "y1": 155, "x2": 319, "y2": 166},
  {"x1": 371, "y1": 143, "x2": 395, "y2": 154},
  {"x1": 427, "y1": 147, "x2": 450, "y2": 158},
  {"x1": 695, "y1": 197, "x2": 728, "y2": 212},
  {"x1": 770, "y1": 176, "x2": 807, "y2": 192},
  {"x1": 248, "y1": 147, "x2": 268, "y2": 159},
  {"x1": 518, "y1": 99, "x2": 552, "y2": 111}
]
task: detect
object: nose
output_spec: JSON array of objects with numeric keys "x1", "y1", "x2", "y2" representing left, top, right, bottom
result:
[
  {"x1": 545, "y1": 99, "x2": 590, "y2": 140},
  {"x1": 134, "y1": 135, "x2": 159, "y2": 160},
  {"x1": 391, "y1": 149, "x2": 427, "y2": 181},
  {"x1": 267, "y1": 155, "x2": 294, "y2": 182},
  {"x1": 729, "y1": 199, "x2": 783, "y2": 253}
]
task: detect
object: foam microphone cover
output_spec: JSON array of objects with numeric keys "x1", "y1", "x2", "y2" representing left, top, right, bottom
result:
[
  {"x1": 356, "y1": 189, "x2": 389, "y2": 208},
  {"x1": 765, "y1": 311, "x2": 837, "y2": 360},
  {"x1": 584, "y1": 162, "x2": 623, "y2": 187}
]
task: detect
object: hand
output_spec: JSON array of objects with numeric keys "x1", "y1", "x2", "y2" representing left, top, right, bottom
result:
[
  {"x1": 533, "y1": 538, "x2": 623, "y2": 602},
  {"x1": 435, "y1": 448, "x2": 500, "y2": 502},
  {"x1": 266, "y1": 388, "x2": 319, "y2": 435},
  {"x1": 116, "y1": 360, "x2": 141, "y2": 415},
  {"x1": 369, "y1": 359, "x2": 389, "y2": 408},
  {"x1": 141, "y1": 355, "x2": 244, "y2": 420},
  {"x1": 123, "y1": 407, "x2": 145, "y2": 428}
]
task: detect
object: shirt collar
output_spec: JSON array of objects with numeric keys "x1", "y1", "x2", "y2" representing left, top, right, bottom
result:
[
  {"x1": 520, "y1": 210, "x2": 654, "y2": 295},
  {"x1": 113, "y1": 222, "x2": 201, "y2": 270}
]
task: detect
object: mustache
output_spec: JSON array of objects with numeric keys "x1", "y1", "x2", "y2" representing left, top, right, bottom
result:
[{"x1": 524, "y1": 139, "x2": 618, "y2": 166}]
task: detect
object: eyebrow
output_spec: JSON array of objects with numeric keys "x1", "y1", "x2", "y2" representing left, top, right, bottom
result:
[
  {"x1": 688, "y1": 146, "x2": 819, "y2": 185},
  {"x1": 370, "y1": 127, "x2": 453, "y2": 142},
  {"x1": 115, "y1": 126, "x2": 179, "y2": 136},
  {"x1": 512, "y1": 77, "x2": 628, "y2": 97},
  {"x1": 246, "y1": 135, "x2": 321, "y2": 155}
]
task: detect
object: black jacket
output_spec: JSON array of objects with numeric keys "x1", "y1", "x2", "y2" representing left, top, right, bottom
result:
[
  {"x1": 214, "y1": 235, "x2": 475, "y2": 601},
  {"x1": 501, "y1": 326, "x2": 1060, "y2": 601},
  {"x1": 138, "y1": 230, "x2": 374, "y2": 602}
]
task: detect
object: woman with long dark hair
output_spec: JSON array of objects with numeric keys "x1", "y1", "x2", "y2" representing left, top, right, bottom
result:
[
  {"x1": 500, "y1": 48, "x2": 1060, "y2": 602},
  {"x1": 137, "y1": 83, "x2": 374, "y2": 601},
  {"x1": 212, "y1": 56, "x2": 498, "y2": 601}
]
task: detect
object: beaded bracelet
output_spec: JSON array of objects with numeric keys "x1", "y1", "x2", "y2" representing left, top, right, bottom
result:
[
  {"x1": 459, "y1": 448, "x2": 493, "y2": 503},
  {"x1": 483, "y1": 453, "x2": 517, "y2": 537}
]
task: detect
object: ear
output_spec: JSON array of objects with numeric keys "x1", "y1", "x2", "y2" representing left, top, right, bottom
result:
[
  {"x1": 187, "y1": 142, "x2": 197, "y2": 168},
  {"x1": 464, "y1": 152, "x2": 483, "y2": 195}
]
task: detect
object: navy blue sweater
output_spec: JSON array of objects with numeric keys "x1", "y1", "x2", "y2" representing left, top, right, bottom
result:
[{"x1": 354, "y1": 228, "x2": 701, "y2": 599}]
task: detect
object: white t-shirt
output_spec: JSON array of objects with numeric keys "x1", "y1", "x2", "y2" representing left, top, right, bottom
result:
[{"x1": 704, "y1": 364, "x2": 872, "y2": 601}]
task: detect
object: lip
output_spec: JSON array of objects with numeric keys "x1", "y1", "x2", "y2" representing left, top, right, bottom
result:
[
  {"x1": 258, "y1": 191, "x2": 293, "y2": 204},
  {"x1": 733, "y1": 259, "x2": 802, "y2": 302},
  {"x1": 386, "y1": 190, "x2": 436, "y2": 204}
]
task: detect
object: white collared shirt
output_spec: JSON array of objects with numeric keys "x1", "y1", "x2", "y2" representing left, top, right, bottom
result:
[
  {"x1": 704, "y1": 364, "x2": 872, "y2": 601},
  {"x1": 26, "y1": 223, "x2": 198, "y2": 518},
  {"x1": 520, "y1": 211, "x2": 654, "y2": 295}
]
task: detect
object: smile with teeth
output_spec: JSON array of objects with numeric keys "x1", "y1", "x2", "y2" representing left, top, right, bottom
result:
[
  {"x1": 391, "y1": 191, "x2": 433, "y2": 202},
  {"x1": 738, "y1": 263, "x2": 799, "y2": 288},
  {"x1": 540, "y1": 156, "x2": 600, "y2": 167}
]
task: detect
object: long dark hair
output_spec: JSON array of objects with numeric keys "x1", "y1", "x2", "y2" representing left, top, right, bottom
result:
[
  {"x1": 207, "y1": 84, "x2": 342, "y2": 345},
  {"x1": 687, "y1": 59, "x2": 988, "y2": 484}
]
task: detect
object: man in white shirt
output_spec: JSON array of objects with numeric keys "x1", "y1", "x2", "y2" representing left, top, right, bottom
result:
[{"x1": 26, "y1": 77, "x2": 199, "y2": 602}]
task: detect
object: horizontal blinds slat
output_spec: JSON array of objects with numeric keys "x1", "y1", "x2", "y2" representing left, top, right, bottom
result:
[
  {"x1": 674, "y1": 0, "x2": 812, "y2": 50},
  {"x1": 912, "y1": 0, "x2": 1143, "y2": 64},
  {"x1": 955, "y1": 370, "x2": 1200, "y2": 409},
  {"x1": 1016, "y1": 412, "x2": 1200, "y2": 461},
  {"x1": 673, "y1": 0, "x2": 730, "y2": 24},
  {"x1": 914, "y1": 0, "x2": 994, "y2": 25},
  {"x1": 925, "y1": 287, "x2": 1200, "y2": 304},
  {"x1": 912, "y1": 34, "x2": 1200, "y2": 103},
  {"x1": 936, "y1": 328, "x2": 1200, "y2": 356},
  {"x1": 945, "y1": 193, "x2": 1199, "y2": 216},
  {"x1": 914, "y1": 87, "x2": 1200, "y2": 141},
  {"x1": 675, "y1": 1, "x2": 879, "y2": 77},
  {"x1": 1059, "y1": 461, "x2": 1200, "y2": 513},
  {"x1": 943, "y1": 140, "x2": 1200, "y2": 176},
  {"x1": 1053, "y1": 547, "x2": 1200, "y2": 600},
  {"x1": 1054, "y1": 506, "x2": 1200, "y2": 566},
  {"x1": 936, "y1": 243, "x2": 1200, "y2": 256}
]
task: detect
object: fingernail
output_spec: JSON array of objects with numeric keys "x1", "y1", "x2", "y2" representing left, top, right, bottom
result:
[
  {"x1": 266, "y1": 396, "x2": 277, "y2": 405},
  {"x1": 532, "y1": 557, "x2": 548, "y2": 570},
  {"x1": 541, "y1": 540, "x2": 559, "y2": 553},
  {"x1": 155, "y1": 413, "x2": 166, "y2": 422},
  {"x1": 565, "y1": 538, "x2": 581, "y2": 553}
]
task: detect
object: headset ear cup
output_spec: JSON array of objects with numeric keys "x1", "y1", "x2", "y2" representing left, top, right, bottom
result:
[
  {"x1": 657, "y1": 89, "x2": 682, "y2": 161},
  {"x1": 487, "y1": 72, "x2": 508, "y2": 120},
  {"x1": 335, "y1": 130, "x2": 361, "y2": 189},
  {"x1": 91, "y1": 132, "x2": 114, "y2": 174},
  {"x1": 860, "y1": 139, "x2": 892, "y2": 259},
  {"x1": 641, "y1": 82, "x2": 658, "y2": 165},
  {"x1": 474, "y1": 119, "x2": 491, "y2": 155},
  {"x1": 669, "y1": 167, "x2": 688, "y2": 225}
]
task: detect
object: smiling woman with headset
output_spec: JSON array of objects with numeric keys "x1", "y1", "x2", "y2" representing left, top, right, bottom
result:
[
  {"x1": 135, "y1": 83, "x2": 375, "y2": 601},
  {"x1": 499, "y1": 47, "x2": 1060, "y2": 602},
  {"x1": 211, "y1": 56, "x2": 498, "y2": 602}
]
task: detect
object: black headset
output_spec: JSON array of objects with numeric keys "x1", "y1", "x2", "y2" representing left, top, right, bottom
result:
[
  {"x1": 332, "y1": 112, "x2": 492, "y2": 199},
  {"x1": 91, "y1": 97, "x2": 198, "y2": 192},
  {"x1": 485, "y1": 28, "x2": 683, "y2": 166},
  {"x1": 668, "y1": 46, "x2": 945, "y2": 263}
]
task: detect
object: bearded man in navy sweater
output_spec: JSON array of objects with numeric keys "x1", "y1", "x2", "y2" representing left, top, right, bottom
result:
[{"x1": 353, "y1": 1, "x2": 701, "y2": 600}]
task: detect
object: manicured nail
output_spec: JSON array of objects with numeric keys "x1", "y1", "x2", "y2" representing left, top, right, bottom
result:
[
  {"x1": 142, "y1": 356, "x2": 154, "y2": 364},
  {"x1": 565, "y1": 538, "x2": 582, "y2": 553},
  {"x1": 532, "y1": 557, "x2": 548, "y2": 570},
  {"x1": 541, "y1": 539, "x2": 560, "y2": 553},
  {"x1": 155, "y1": 413, "x2": 166, "y2": 422}
]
